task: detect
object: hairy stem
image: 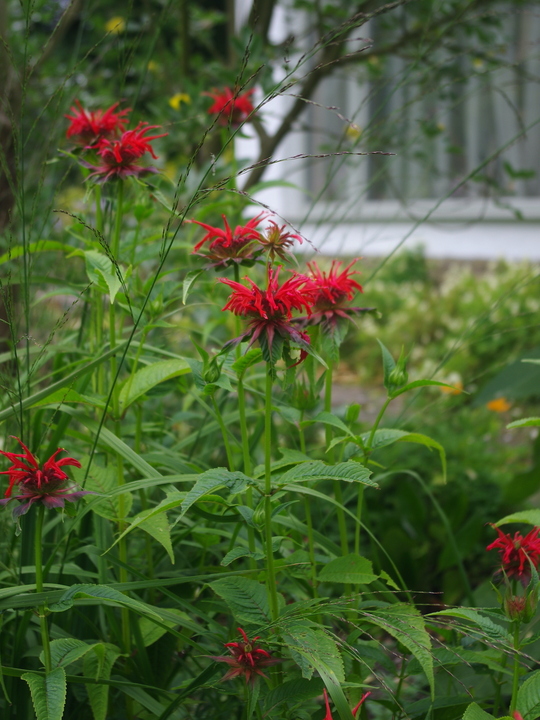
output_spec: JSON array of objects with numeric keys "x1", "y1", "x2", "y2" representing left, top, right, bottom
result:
[{"x1": 35, "y1": 506, "x2": 51, "y2": 673}]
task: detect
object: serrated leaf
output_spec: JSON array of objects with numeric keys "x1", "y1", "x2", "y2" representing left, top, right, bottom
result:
[
  {"x1": 517, "y1": 668, "x2": 540, "y2": 720},
  {"x1": 361, "y1": 428, "x2": 410, "y2": 450},
  {"x1": 303, "y1": 411, "x2": 355, "y2": 438},
  {"x1": 377, "y1": 339, "x2": 396, "y2": 390},
  {"x1": 48, "y1": 584, "x2": 161, "y2": 619},
  {"x1": 41, "y1": 638, "x2": 96, "y2": 669},
  {"x1": 431, "y1": 608, "x2": 512, "y2": 643},
  {"x1": 107, "y1": 492, "x2": 185, "y2": 553},
  {"x1": 278, "y1": 461, "x2": 375, "y2": 487},
  {"x1": 119, "y1": 359, "x2": 191, "y2": 411},
  {"x1": 139, "y1": 608, "x2": 187, "y2": 647},
  {"x1": 84, "y1": 644, "x2": 121, "y2": 720},
  {"x1": 22, "y1": 668, "x2": 66, "y2": 720},
  {"x1": 318, "y1": 554, "x2": 378, "y2": 585},
  {"x1": 72, "y1": 459, "x2": 132, "y2": 522},
  {"x1": 178, "y1": 468, "x2": 252, "y2": 519},
  {"x1": 507, "y1": 417, "x2": 540, "y2": 429},
  {"x1": 182, "y1": 269, "x2": 204, "y2": 304},
  {"x1": 85, "y1": 250, "x2": 122, "y2": 303},
  {"x1": 283, "y1": 623, "x2": 345, "y2": 683},
  {"x1": 210, "y1": 577, "x2": 272, "y2": 626},
  {"x1": 363, "y1": 604, "x2": 434, "y2": 697},
  {"x1": 139, "y1": 509, "x2": 174, "y2": 563},
  {"x1": 495, "y1": 511, "x2": 540, "y2": 527}
]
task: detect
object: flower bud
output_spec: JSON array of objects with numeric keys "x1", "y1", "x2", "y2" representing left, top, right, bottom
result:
[
  {"x1": 503, "y1": 585, "x2": 538, "y2": 623},
  {"x1": 252, "y1": 500, "x2": 266, "y2": 527},
  {"x1": 204, "y1": 357, "x2": 222, "y2": 384},
  {"x1": 388, "y1": 347, "x2": 409, "y2": 389}
]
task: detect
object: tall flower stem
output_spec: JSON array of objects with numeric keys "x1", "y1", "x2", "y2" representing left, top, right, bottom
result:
[
  {"x1": 264, "y1": 367, "x2": 279, "y2": 622},
  {"x1": 299, "y1": 413, "x2": 318, "y2": 598},
  {"x1": 212, "y1": 395, "x2": 235, "y2": 470},
  {"x1": 510, "y1": 620, "x2": 521, "y2": 715},
  {"x1": 325, "y1": 360, "x2": 348, "y2": 556},
  {"x1": 93, "y1": 186, "x2": 105, "y2": 395},
  {"x1": 35, "y1": 506, "x2": 51, "y2": 673}
]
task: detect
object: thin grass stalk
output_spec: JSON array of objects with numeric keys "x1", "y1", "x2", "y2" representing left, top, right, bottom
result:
[
  {"x1": 325, "y1": 360, "x2": 348, "y2": 556},
  {"x1": 510, "y1": 620, "x2": 521, "y2": 715},
  {"x1": 264, "y1": 368, "x2": 279, "y2": 623}
]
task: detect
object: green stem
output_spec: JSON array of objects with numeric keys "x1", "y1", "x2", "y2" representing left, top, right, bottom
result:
[
  {"x1": 366, "y1": 396, "x2": 393, "y2": 453},
  {"x1": 35, "y1": 506, "x2": 51, "y2": 673},
  {"x1": 212, "y1": 395, "x2": 235, "y2": 470},
  {"x1": 354, "y1": 486, "x2": 364, "y2": 556},
  {"x1": 325, "y1": 361, "x2": 348, "y2": 556},
  {"x1": 510, "y1": 621, "x2": 521, "y2": 715},
  {"x1": 303, "y1": 495, "x2": 319, "y2": 598},
  {"x1": 264, "y1": 368, "x2": 279, "y2": 623}
]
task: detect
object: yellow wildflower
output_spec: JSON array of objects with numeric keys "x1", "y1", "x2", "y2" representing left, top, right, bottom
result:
[
  {"x1": 105, "y1": 17, "x2": 125, "y2": 34},
  {"x1": 440, "y1": 380, "x2": 463, "y2": 395},
  {"x1": 169, "y1": 93, "x2": 192, "y2": 111},
  {"x1": 487, "y1": 397, "x2": 511, "y2": 413}
]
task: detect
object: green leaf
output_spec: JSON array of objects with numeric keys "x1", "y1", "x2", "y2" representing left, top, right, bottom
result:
[
  {"x1": 138, "y1": 508, "x2": 174, "y2": 563},
  {"x1": 462, "y1": 702, "x2": 497, "y2": 720},
  {"x1": 29, "y1": 388, "x2": 105, "y2": 410},
  {"x1": 85, "y1": 250, "x2": 122, "y2": 303},
  {"x1": 318, "y1": 554, "x2": 378, "y2": 585},
  {"x1": 232, "y1": 348, "x2": 263, "y2": 376},
  {"x1": 517, "y1": 668, "x2": 540, "y2": 719},
  {"x1": 264, "y1": 678, "x2": 325, "y2": 713},
  {"x1": 41, "y1": 638, "x2": 96, "y2": 669},
  {"x1": 182, "y1": 269, "x2": 204, "y2": 304},
  {"x1": 210, "y1": 577, "x2": 272, "y2": 626},
  {"x1": 364, "y1": 604, "x2": 434, "y2": 697},
  {"x1": 495, "y1": 510, "x2": 540, "y2": 527},
  {"x1": 22, "y1": 668, "x2": 66, "y2": 720},
  {"x1": 72, "y1": 459, "x2": 132, "y2": 521},
  {"x1": 119, "y1": 359, "x2": 191, "y2": 411},
  {"x1": 361, "y1": 428, "x2": 410, "y2": 450},
  {"x1": 394, "y1": 432, "x2": 447, "y2": 483},
  {"x1": 377, "y1": 339, "x2": 396, "y2": 391},
  {"x1": 507, "y1": 417, "x2": 540, "y2": 429},
  {"x1": 390, "y1": 379, "x2": 461, "y2": 398},
  {"x1": 278, "y1": 461, "x2": 376, "y2": 487},
  {"x1": 139, "y1": 608, "x2": 187, "y2": 647},
  {"x1": 302, "y1": 411, "x2": 355, "y2": 438},
  {"x1": 178, "y1": 468, "x2": 252, "y2": 519},
  {"x1": 48, "y1": 584, "x2": 161, "y2": 619},
  {"x1": 431, "y1": 608, "x2": 512, "y2": 643},
  {"x1": 83, "y1": 644, "x2": 121, "y2": 720},
  {"x1": 0, "y1": 241, "x2": 77, "y2": 265}
]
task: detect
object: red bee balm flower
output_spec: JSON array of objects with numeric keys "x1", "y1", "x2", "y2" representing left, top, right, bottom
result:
[
  {"x1": 487, "y1": 525, "x2": 540, "y2": 585},
  {"x1": 205, "y1": 87, "x2": 255, "y2": 126},
  {"x1": 220, "y1": 266, "x2": 314, "y2": 363},
  {"x1": 323, "y1": 689, "x2": 371, "y2": 719},
  {"x1": 190, "y1": 213, "x2": 265, "y2": 267},
  {"x1": 258, "y1": 220, "x2": 303, "y2": 262},
  {"x1": 305, "y1": 259, "x2": 372, "y2": 333},
  {"x1": 84, "y1": 122, "x2": 167, "y2": 182},
  {"x1": 0, "y1": 437, "x2": 88, "y2": 518},
  {"x1": 210, "y1": 627, "x2": 281, "y2": 684},
  {"x1": 66, "y1": 100, "x2": 130, "y2": 144}
]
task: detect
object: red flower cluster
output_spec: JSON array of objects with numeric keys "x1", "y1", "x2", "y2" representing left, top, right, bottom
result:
[
  {"x1": 205, "y1": 87, "x2": 255, "y2": 126},
  {"x1": 84, "y1": 123, "x2": 167, "y2": 182},
  {"x1": 487, "y1": 525, "x2": 540, "y2": 585},
  {"x1": 210, "y1": 627, "x2": 281, "y2": 684},
  {"x1": 0, "y1": 437, "x2": 87, "y2": 518},
  {"x1": 323, "y1": 689, "x2": 371, "y2": 720},
  {"x1": 191, "y1": 213, "x2": 266, "y2": 267},
  {"x1": 305, "y1": 259, "x2": 371, "y2": 333},
  {"x1": 66, "y1": 100, "x2": 130, "y2": 144},
  {"x1": 220, "y1": 266, "x2": 314, "y2": 362}
]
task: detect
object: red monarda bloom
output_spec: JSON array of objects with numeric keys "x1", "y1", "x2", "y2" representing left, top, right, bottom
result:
[
  {"x1": 323, "y1": 689, "x2": 371, "y2": 720},
  {"x1": 220, "y1": 266, "x2": 314, "y2": 362},
  {"x1": 258, "y1": 221, "x2": 303, "y2": 263},
  {"x1": 487, "y1": 525, "x2": 540, "y2": 585},
  {"x1": 210, "y1": 627, "x2": 281, "y2": 684},
  {"x1": 85, "y1": 122, "x2": 167, "y2": 182},
  {"x1": 0, "y1": 437, "x2": 87, "y2": 518},
  {"x1": 205, "y1": 87, "x2": 255, "y2": 126},
  {"x1": 66, "y1": 100, "x2": 130, "y2": 144},
  {"x1": 190, "y1": 213, "x2": 265, "y2": 267}
]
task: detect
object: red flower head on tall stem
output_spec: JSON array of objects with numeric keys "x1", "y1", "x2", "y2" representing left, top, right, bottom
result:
[
  {"x1": 0, "y1": 437, "x2": 88, "y2": 519},
  {"x1": 83, "y1": 122, "x2": 167, "y2": 182},
  {"x1": 304, "y1": 259, "x2": 372, "y2": 333},
  {"x1": 219, "y1": 265, "x2": 315, "y2": 364},
  {"x1": 205, "y1": 87, "x2": 255, "y2": 127},
  {"x1": 258, "y1": 220, "x2": 303, "y2": 263},
  {"x1": 487, "y1": 524, "x2": 540, "y2": 586},
  {"x1": 66, "y1": 100, "x2": 130, "y2": 144},
  {"x1": 210, "y1": 627, "x2": 281, "y2": 684},
  {"x1": 323, "y1": 689, "x2": 371, "y2": 719},
  {"x1": 190, "y1": 213, "x2": 266, "y2": 268}
]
